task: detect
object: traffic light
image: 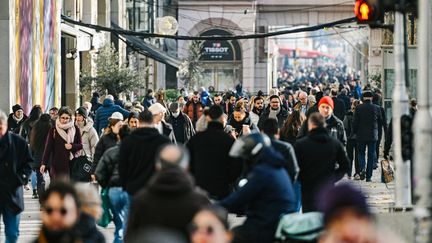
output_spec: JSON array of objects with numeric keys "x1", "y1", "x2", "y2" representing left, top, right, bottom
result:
[
  {"x1": 354, "y1": 0, "x2": 384, "y2": 25},
  {"x1": 401, "y1": 114, "x2": 413, "y2": 161}
]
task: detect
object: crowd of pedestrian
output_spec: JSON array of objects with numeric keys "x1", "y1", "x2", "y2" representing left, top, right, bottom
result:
[{"x1": 0, "y1": 76, "x2": 408, "y2": 243}]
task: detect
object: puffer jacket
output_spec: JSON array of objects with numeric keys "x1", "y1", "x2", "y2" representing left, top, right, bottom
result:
[
  {"x1": 94, "y1": 99, "x2": 129, "y2": 135},
  {"x1": 76, "y1": 119, "x2": 99, "y2": 160},
  {"x1": 95, "y1": 145, "x2": 120, "y2": 188},
  {"x1": 92, "y1": 133, "x2": 117, "y2": 173}
]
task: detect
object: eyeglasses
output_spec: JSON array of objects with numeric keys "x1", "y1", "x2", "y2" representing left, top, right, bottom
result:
[
  {"x1": 189, "y1": 224, "x2": 215, "y2": 235},
  {"x1": 60, "y1": 116, "x2": 70, "y2": 120},
  {"x1": 44, "y1": 206, "x2": 68, "y2": 216}
]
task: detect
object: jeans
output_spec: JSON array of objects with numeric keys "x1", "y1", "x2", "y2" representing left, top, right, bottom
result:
[
  {"x1": 357, "y1": 141, "x2": 377, "y2": 180},
  {"x1": 293, "y1": 181, "x2": 302, "y2": 212},
  {"x1": 346, "y1": 139, "x2": 360, "y2": 177},
  {"x1": 108, "y1": 187, "x2": 129, "y2": 243},
  {"x1": 0, "y1": 206, "x2": 20, "y2": 243},
  {"x1": 31, "y1": 171, "x2": 37, "y2": 190},
  {"x1": 32, "y1": 169, "x2": 45, "y2": 201}
]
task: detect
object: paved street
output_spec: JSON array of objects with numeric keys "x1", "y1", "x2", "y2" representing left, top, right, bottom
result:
[{"x1": 0, "y1": 161, "x2": 396, "y2": 243}]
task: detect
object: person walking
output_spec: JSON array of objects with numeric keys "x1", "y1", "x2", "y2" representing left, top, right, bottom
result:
[
  {"x1": 258, "y1": 95, "x2": 289, "y2": 130},
  {"x1": 227, "y1": 103, "x2": 257, "y2": 138},
  {"x1": 183, "y1": 91, "x2": 204, "y2": 128},
  {"x1": 293, "y1": 91, "x2": 314, "y2": 116},
  {"x1": 94, "y1": 95, "x2": 129, "y2": 135},
  {"x1": 220, "y1": 133, "x2": 296, "y2": 243},
  {"x1": 295, "y1": 113, "x2": 349, "y2": 212},
  {"x1": 343, "y1": 100, "x2": 361, "y2": 179},
  {"x1": 186, "y1": 105, "x2": 242, "y2": 200},
  {"x1": 0, "y1": 110, "x2": 33, "y2": 243},
  {"x1": 75, "y1": 107, "x2": 99, "y2": 162},
  {"x1": 95, "y1": 125, "x2": 131, "y2": 243},
  {"x1": 149, "y1": 103, "x2": 177, "y2": 143},
  {"x1": 165, "y1": 102, "x2": 195, "y2": 144},
  {"x1": 29, "y1": 114, "x2": 52, "y2": 201},
  {"x1": 8, "y1": 104, "x2": 27, "y2": 134},
  {"x1": 249, "y1": 96, "x2": 264, "y2": 126},
  {"x1": 92, "y1": 112, "x2": 124, "y2": 181},
  {"x1": 142, "y1": 89, "x2": 156, "y2": 109},
  {"x1": 40, "y1": 107, "x2": 83, "y2": 180},
  {"x1": 280, "y1": 110, "x2": 306, "y2": 145},
  {"x1": 353, "y1": 91, "x2": 383, "y2": 182},
  {"x1": 19, "y1": 105, "x2": 42, "y2": 142}
]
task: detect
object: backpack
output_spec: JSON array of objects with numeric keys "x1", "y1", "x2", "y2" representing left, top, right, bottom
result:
[{"x1": 275, "y1": 212, "x2": 323, "y2": 242}]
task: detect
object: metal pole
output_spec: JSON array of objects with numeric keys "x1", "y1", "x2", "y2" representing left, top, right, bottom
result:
[
  {"x1": 414, "y1": 0, "x2": 432, "y2": 241},
  {"x1": 392, "y1": 10, "x2": 411, "y2": 208}
]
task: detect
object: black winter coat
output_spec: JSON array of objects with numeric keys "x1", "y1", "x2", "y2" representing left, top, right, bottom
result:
[
  {"x1": 95, "y1": 145, "x2": 121, "y2": 188},
  {"x1": 7, "y1": 114, "x2": 27, "y2": 134},
  {"x1": 126, "y1": 168, "x2": 210, "y2": 241},
  {"x1": 257, "y1": 106, "x2": 289, "y2": 130},
  {"x1": 186, "y1": 122, "x2": 242, "y2": 200},
  {"x1": 295, "y1": 127, "x2": 349, "y2": 199},
  {"x1": 162, "y1": 121, "x2": 177, "y2": 144},
  {"x1": 332, "y1": 97, "x2": 346, "y2": 121},
  {"x1": 227, "y1": 113, "x2": 258, "y2": 137},
  {"x1": 353, "y1": 100, "x2": 383, "y2": 142},
  {"x1": 343, "y1": 111, "x2": 356, "y2": 140},
  {"x1": 270, "y1": 137, "x2": 299, "y2": 182},
  {"x1": 0, "y1": 132, "x2": 33, "y2": 214},
  {"x1": 76, "y1": 213, "x2": 106, "y2": 243},
  {"x1": 166, "y1": 113, "x2": 195, "y2": 144},
  {"x1": 298, "y1": 114, "x2": 347, "y2": 145},
  {"x1": 92, "y1": 133, "x2": 117, "y2": 173},
  {"x1": 119, "y1": 127, "x2": 171, "y2": 195}
]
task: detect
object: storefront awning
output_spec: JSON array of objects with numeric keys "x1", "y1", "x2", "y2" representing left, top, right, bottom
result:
[{"x1": 112, "y1": 23, "x2": 181, "y2": 69}]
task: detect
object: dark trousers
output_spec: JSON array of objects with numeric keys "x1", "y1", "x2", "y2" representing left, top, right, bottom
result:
[
  {"x1": 346, "y1": 139, "x2": 360, "y2": 177},
  {"x1": 376, "y1": 131, "x2": 383, "y2": 166},
  {"x1": 357, "y1": 141, "x2": 377, "y2": 180},
  {"x1": 32, "y1": 168, "x2": 45, "y2": 203}
]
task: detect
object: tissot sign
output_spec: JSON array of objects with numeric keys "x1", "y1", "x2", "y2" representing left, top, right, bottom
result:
[{"x1": 202, "y1": 41, "x2": 234, "y2": 61}]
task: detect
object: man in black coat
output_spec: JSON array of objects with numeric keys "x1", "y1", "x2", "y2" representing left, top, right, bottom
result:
[
  {"x1": 353, "y1": 90, "x2": 383, "y2": 182},
  {"x1": 0, "y1": 110, "x2": 33, "y2": 243},
  {"x1": 295, "y1": 113, "x2": 349, "y2": 212},
  {"x1": 7, "y1": 104, "x2": 27, "y2": 134},
  {"x1": 118, "y1": 110, "x2": 171, "y2": 197},
  {"x1": 125, "y1": 145, "x2": 210, "y2": 242},
  {"x1": 165, "y1": 102, "x2": 195, "y2": 144},
  {"x1": 258, "y1": 95, "x2": 289, "y2": 130},
  {"x1": 186, "y1": 105, "x2": 242, "y2": 200},
  {"x1": 330, "y1": 89, "x2": 346, "y2": 121}
]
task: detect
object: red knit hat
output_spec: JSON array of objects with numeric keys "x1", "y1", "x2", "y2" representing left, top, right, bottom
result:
[{"x1": 318, "y1": 96, "x2": 334, "y2": 110}]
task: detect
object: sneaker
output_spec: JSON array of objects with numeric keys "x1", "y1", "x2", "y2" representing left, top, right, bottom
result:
[
  {"x1": 366, "y1": 178, "x2": 372, "y2": 182},
  {"x1": 32, "y1": 193, "x2": 38, "y2": 199},
  {"x1": 359, "y1": 171, "x2": 366, "y2": 181},
  {"x1": 24, "y1": 185, "x2": 30, "y2": 191},
  {"x1": 373, "y1": 164, "x2": 378, "y2": 170},
  {"x1": 354, "y1": 174, "x2": 361, "y2": 180}
]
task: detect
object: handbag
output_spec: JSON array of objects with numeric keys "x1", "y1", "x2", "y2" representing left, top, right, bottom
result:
[
  {"x1": 381, "y1": 159, "x2": 394, "y2": 183},
  {"x1": 69, "y1": 150, "x2": 92, "y2": 182}
]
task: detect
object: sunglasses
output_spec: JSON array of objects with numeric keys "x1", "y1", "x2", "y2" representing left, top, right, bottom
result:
[
  {"x1": 189, "y1": 224, "x2": 215, "y2": 235},
  {"x1": 44, "y1": 206, "x2": 68, "y2": 216}
]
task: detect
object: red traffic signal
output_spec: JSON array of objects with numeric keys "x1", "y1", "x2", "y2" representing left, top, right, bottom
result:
[{"x1": 354, "y1": 0, "x2": 384, "y2": 25}]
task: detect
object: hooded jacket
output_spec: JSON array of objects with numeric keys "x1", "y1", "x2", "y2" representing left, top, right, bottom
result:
[
  {"x1": 94, "y1": 98, "x2": 129, "y2": 135},
  {"x1": 119, "y1": 127, "x2": 171, "y2": 195},
  {"x1": 76, "y1": 213, "x2": 105, "y2": 243},
  {"x1": 76, "y1": 119, "x2": 99, "y2": 159},
  {"x1": 220, "y1": 147, "x2": 296, "y2": 243},
  {"x1": 126, "y1": 168, "x2": 210, "y2": 241}
]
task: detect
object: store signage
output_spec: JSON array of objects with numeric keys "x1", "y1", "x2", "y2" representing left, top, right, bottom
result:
[{"x1": 202, "y1": 41, "x2": 234, "y2": 61}]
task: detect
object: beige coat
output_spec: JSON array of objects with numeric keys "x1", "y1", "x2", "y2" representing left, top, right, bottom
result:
[{"x1": 76, "y1": 119, "x2": 99, "y2": 160}]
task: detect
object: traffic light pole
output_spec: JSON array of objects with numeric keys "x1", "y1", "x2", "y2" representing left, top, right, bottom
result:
[
  {"x1": 414, "y1": 0, "x2": 432, "y2": 241},
  {"x1": 392, "y1": 10, "x2": 412, "y2": 209}
]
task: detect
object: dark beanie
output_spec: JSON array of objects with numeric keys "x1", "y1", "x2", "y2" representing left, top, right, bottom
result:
[
  {"x1": 12, "y1": 104, "x2": 23, "y2": 113},
  {"x1": 75, "y1": 107, "x2": 88, "y2": 119}
]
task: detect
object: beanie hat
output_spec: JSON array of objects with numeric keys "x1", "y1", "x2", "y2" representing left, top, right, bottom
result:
[
  {"x1": 75, "y1": 107, "x2": 88, "y2": 119},
  {"x1": 318, "y1": 96, "x2": 334, "y2": 110},
  {"x1": 12, "y1": 104, "x2": 23, "y2": 113}
]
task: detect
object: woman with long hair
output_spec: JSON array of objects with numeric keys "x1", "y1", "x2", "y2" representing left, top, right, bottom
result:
[
  {"x1": 20, "y1": 105, "x2": 43, "y2": 142},
  {"x1": 92, "y1": 112, "x2": 124, "y2": 180},
  {"x1": 75, "y1": 107, "x2": 99, "y2": 161},
  {"x1": 29, "y1": 114, "x2": 52, "y2": 200},
  {"x1": 344, "y1": 99, "x2": 362, "y2": 179},
  {"x1": 40, "y1": 107, "x2": 83, "y2": 180},
  {"x1": 280, "y1": 110, "x2": 306, "y2": 145}
]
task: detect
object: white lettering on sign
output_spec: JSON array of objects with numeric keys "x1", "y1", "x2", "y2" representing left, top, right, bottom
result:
[{"x1": 204, "y1": 47, "x2": 229, "y2": 53}]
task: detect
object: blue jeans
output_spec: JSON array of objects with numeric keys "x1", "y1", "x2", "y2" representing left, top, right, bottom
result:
[
  {"x1": 357, "y1": 141, "x2": 377, "y2": 180},
  {"x1": 0, "y1": 206, "x2": 20, "y2": 243},
  {"x1": 293, "y1": 181, "x2": 302, "y2": 212},
  {"x1": 31, "y1": 171, "x2": 37, "y2": 190},
  {"x1": 108, "y1": 187, "x2": 129, "y2": 243}
]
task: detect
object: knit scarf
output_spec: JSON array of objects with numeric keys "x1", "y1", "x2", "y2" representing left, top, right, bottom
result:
[
  {"x1": 269, "y1": 107, "x2": 281, "y2": 121},
  {"x1": 12, "y1": 115, "x2": 23, "y2": 123},
  {"x1": 56, "y1": 119, "x2": 76, "y2": 160}
]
